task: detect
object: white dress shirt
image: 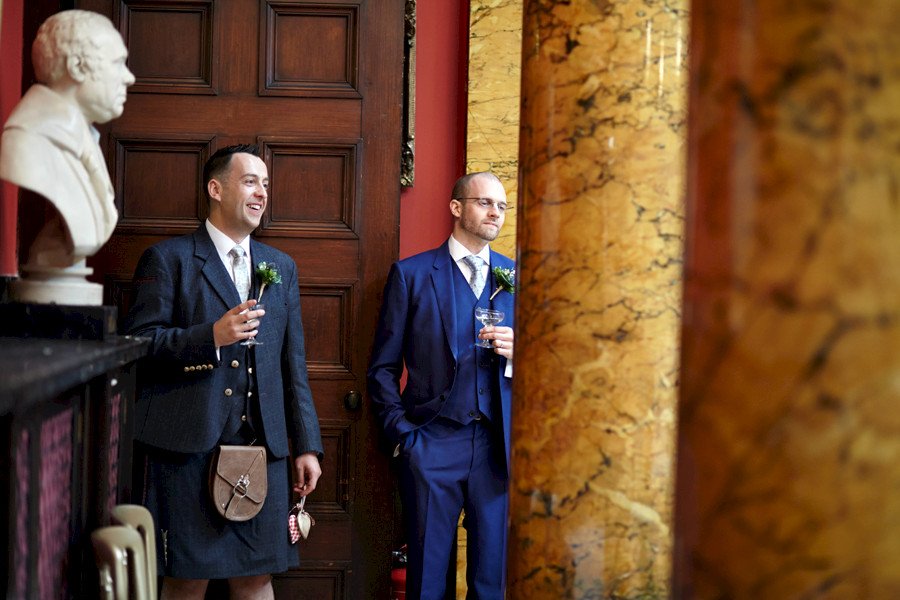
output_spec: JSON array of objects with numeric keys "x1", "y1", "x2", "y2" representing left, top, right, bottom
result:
[
  {"x1": 206, "y1": 220, "x2": 252, "y2": 287},
  {"x1": 448, "y1": 234, "x2": 491, "y2": 288}
]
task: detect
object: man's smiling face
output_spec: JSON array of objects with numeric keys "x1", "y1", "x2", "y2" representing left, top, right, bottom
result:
[{"x1": 208, "y1": 152, "x2": 268, "y2": 242}]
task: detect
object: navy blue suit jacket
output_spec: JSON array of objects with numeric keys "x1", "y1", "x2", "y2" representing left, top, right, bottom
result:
[
  {"x1": 124, "y1": 226, "x2": 322, "y2": 460},
  {"x1": 367, "y1": 241, "x2": 515, "y2": 472}
]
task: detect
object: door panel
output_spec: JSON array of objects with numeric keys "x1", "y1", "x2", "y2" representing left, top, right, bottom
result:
[
  {"x1": 260, "y1": 1, "x2": 361, "y2": 98},
  {"x1": 81, "y1": 0, "x2": 402, "y2": 596}
]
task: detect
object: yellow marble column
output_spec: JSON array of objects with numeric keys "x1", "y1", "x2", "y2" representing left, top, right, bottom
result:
[
  {"x1": 510, "y1": 0, "x2": 688, "y2": 598},
  {"x1": 466, "y1": 0, "x2": 523, "y2": 261},
  {"x1": 675, "y1": 2, "x2": 900, "y2": 598}
]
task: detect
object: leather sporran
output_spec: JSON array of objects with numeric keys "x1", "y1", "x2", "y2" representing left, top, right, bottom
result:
[{"x1": 208, "y1": 445, "x2": 267, "y2": 521}]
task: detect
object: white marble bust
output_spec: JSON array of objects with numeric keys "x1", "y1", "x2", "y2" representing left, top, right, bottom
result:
[{"x1": 0, "y1": 10, "x2": 134, "y2": 304}]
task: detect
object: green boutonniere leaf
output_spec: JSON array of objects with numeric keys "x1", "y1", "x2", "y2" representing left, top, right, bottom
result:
[
  {"x1": 489, "y1": 266, "x2": 516, "y2": 300},
  {"x1": 255, "y1": 261, "x2": 282, "y2": 301}
]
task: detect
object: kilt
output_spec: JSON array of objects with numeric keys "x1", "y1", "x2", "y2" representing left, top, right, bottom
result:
[{"x1": 136, "y1": 438, "x2": 299, "y2": 580}]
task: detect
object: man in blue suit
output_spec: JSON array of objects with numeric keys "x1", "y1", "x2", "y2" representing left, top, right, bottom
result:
[
  {"x1": 368, "y1": 172, "x2": 515, "y2": 600},
  {"x1": 124, "y1": 144, "x2": 322, "y2": 599}
]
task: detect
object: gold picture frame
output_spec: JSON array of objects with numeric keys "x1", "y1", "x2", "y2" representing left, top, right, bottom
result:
[{"x1": 400, "y1": 0, "x2": 416, "y2": 187}]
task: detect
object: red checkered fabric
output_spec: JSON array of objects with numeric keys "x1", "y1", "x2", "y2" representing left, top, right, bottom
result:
[{"x1": 289, "y1": 512, "x2": 301, "y2": 544}]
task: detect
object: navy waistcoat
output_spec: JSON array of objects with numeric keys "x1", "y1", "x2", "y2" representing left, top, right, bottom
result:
[
  {"x1": 221, "y1": 346, "x2": 263, "y2": 443},
  {"x1": 440, "y1": 263, "x2": 498, "y2": 424}
]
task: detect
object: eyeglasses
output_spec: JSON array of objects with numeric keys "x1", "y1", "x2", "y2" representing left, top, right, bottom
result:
[{"x1": 453, "y1": 197, "x2": 508, "y2": 213}]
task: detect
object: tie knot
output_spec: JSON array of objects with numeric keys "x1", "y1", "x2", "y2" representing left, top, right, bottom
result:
[
  {"x1": 463, "y1": 255, "x2": 483, "y2": 270},
  {"x1": 229, "y1": 246, "x2": 246, "y2": 259}
]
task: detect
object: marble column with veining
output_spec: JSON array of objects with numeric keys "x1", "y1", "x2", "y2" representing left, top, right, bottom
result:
[
  {"x1": 510, "y1": 1, "x2": 688, "y2": 598},
  {"x1": 466, "y1": 0, "x2": 523, "y2": 261},
  {"x1": 674, "y1": 2, "x2": 900, "y2": 598}
]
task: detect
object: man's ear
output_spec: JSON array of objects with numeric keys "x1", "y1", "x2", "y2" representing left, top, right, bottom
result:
[
  {"x1": 449, "y1": 199, "x2": 462, "y2": 218},
  {"x1": 66, "y1": 54, "x2": 88, "y2": 83},
  {"x1": 207, "y1": 179, "x2": 222, "y2": 203}
]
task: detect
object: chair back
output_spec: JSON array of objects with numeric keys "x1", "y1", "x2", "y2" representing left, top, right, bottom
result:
[
  {"x1": 111, "y1": 504, "x2": 158, "y2": 600},
  {"x1": 91, "y1": 525, "x2": 149, "y2": 600}
]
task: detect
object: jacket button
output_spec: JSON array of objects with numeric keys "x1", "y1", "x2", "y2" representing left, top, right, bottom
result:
[
  {"x1": 183, "y1": 366, "x2": 190, "y2": 372},
  {"x1": 224, "y1": 388, "x2": 233, "y2": 396},
  {"x1": 231, "y1": 360, "x2": 239, "y2": 368},
  {"x1": 248, "y1": 367, "x2": 253, "y2": 374},
  {"x1": 468, "y1": 410, "x2": 476, "y2": 417},
  {"x1": 241, "y1": 415, "x2": 247, "y2": 422},
  {"x1": 189, "y1": 366, "x2": 196, "y2": 371},
  {"x1": 248, "y1": 391, "x2": 253, "y2": 397}
]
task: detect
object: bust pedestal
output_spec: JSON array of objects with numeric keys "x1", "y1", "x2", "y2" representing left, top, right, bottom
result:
[{"x1": 10, "y1": 260, "x2": 103, "y2": 306}]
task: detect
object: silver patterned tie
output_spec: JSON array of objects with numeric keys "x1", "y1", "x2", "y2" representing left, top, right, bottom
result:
[
  {"x1": 462, "y1": 255, "x2": 485, "y2": 298},
  {"x1": 230, "y1": 246, "x2": 250, "y2": 302}
]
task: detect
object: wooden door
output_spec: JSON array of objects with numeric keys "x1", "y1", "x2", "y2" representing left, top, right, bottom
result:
[{"x1": 79, "y1": 0, "x2": 402, "y2": 596}]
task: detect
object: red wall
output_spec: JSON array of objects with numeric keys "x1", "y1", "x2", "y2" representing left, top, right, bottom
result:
[
  {"x1": 0, "y1": 0, "x2": 24, "y2": 276},
  {"x1": 398, "y1": 0, "x2": 469, "y2": 260}
]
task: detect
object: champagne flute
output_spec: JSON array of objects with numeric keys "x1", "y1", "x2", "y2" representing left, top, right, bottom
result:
[
  {"x1": 474, "y1": 307, "x2": 504, "y2": 348},
  {"x1": 240, "y1": 303, "x2": 265, "y2": 346}
]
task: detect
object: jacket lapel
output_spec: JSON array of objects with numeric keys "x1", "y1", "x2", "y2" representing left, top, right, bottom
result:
[
  {"x1": 196, "y1": 227, "x2": 242, "y2": 309},
  {"x1": 431, "y1": 242, "x2": 458, "y2": 361},
  {"x1": 249, "y1": 241, "x2": 278, "y2": 303},
  {"x1": 248, "y1": 241, "x2": 277, "y2": 350},
  {"x1": 488, "y1": 249, "x2": 515, "y2": 316}
]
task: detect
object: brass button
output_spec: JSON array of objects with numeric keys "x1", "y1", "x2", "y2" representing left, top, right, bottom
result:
[
  {"x1": 241, "y1": 415, "x2": 247, "y2": 422},
  {"x1": 248, "y1": 367, "x2": 253, "y2": 374},
  {"x1": 183, "y1": 366, "x2": 190, "y2": 372},
  {"x1": 189, "y1": 366, "x2": 196, "y2": 371},
  {"x1": 231, "y1": 360, "x2": 239, "y2": 368},
  {"x1": 248, "y1": 391, "x2": 253, "y2": 397},
  {"x1": 224, "y1": 388, "x2": 233, "y2": 396}
]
